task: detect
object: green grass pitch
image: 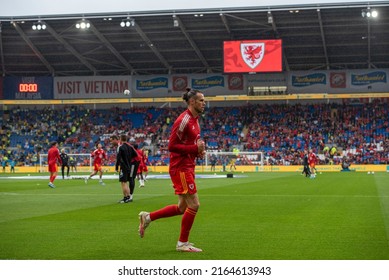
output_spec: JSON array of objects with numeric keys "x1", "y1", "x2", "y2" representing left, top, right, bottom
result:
[{"x1": 0, "y1": 172, "x2": 388, "y2": 260}]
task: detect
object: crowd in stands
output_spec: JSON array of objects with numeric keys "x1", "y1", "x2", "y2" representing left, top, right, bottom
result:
[{"x1": 1, "y1": 100, "x2": 388, "y2": 170}]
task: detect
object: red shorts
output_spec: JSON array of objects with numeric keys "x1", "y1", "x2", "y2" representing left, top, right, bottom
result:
[
  {"x1": 48, "y1": 163, "x2": 57, "y2": 173},
  {"x1": 309, "y1": 163, "x2": 315, "y2": 168},
  {"x1": 142, "y1": 165, "x2": 148, "y2": 172},
  {"x1": 170, "y1": 169, "x2": 197, "y2": 195},
  {"x1": 94, "y1": 163, "x2": 102, "y2": 172}
]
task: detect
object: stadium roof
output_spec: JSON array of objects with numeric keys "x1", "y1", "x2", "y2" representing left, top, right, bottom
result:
[{"x1": 1, "y1": 1, "x2": 388, "y2": 76}]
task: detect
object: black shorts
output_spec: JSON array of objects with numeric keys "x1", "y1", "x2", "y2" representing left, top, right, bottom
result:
[
  {"x1": 118, "y1": 162, "x2": 139, "y2": 182},
  {"x1": 119, "y1": 169, "x2": 131, "y2": 182}
]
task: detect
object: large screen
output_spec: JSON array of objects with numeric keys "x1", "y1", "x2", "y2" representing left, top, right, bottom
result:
[{"x1": 224, "y1": 39, "x2": 282, "y2": 73}]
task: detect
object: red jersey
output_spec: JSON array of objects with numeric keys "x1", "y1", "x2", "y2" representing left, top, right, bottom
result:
[
  {"x1": 91, "y1": 148, "x2": 107, "y2": 165},
  {"x1": 308, "y1": 152, "x2": 317, "y2": 165},
  {"x1": 136, "y1": 148, "x2": 144, "y2": 170},
  {"x1": 130, "y1": 145, "x2": 141, "y2": 163},
  {"x1": 48, "y1": 146, "x2": 62, "y2": 165},
  {"x1": 137, "y1": 149, "x2": 144, "y2": 161},
  {"x1": 168, "y1": 109, "x2": 201, "y2": 171}
]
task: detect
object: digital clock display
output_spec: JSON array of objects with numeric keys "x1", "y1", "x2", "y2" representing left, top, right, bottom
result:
[
  {"x1": 3, "y1": 76, "x2": 53, "y2": 100},
  {"x1": 19, "y1": 83, "x2": 38, "y2": 92}
]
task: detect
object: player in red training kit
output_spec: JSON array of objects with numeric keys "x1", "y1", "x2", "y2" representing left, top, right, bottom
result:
[
  {"x1": 85, "y1": 143, "x2": 107, "y2": 185},
  {"x1": 308, "y1": 148, "x2": 318, "y2": 179},
  {"x1": 141, "y1": 147, "x2": 149, "y2": 180},
  {"x1": 133, "y1": 143, "x2": 146, "y2": 188},
  {"x1": 139, "y1": 88, "x2": 206, "y2": 252},
  {"x1": 47, "y1": 141, "x2": 62, "y2": 188}
]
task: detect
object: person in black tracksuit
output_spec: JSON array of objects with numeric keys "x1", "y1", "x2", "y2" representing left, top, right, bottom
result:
[
  {"x1": 60, "y1": 149, "x2": 70, "y2": 179},
  {"x1": 115, "y1": 134, "x2": 140, "y2": 203},
  {"x1": 302, "y1": 150, "x2": 311, "y2": 178}
]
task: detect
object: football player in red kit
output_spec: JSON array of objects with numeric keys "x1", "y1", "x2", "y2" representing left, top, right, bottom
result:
[
  {"x1": 47, "y1": 141, "x2": 62, "y2": 188},
  {"x1": 138, "y1": 88, "x2": 206, "y2": 252},
  {"x1": 133, "y1": 143, "x2": 146, "y2": 188},
  {"x1": 308, "y1": 148, "x2": 318, "y2": 178},
  {"x1": 85, "y1": 143, "x2": 107, "y2": 185}
]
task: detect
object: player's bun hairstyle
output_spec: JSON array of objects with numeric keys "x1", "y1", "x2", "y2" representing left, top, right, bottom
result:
[{"x1": 182, "y1": 88, "x2": 201, "y2": 103}]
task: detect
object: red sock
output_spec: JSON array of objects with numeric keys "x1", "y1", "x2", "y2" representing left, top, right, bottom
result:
[
  {"x1": 49, "y1": 175, "x2": 53, "y2": 183},
  {"x1": 150, "y1": 205, "x2": 181, "y2": 221},
  {"x1": 179, "y1": 207, "x2": 197, "y2": 243}
]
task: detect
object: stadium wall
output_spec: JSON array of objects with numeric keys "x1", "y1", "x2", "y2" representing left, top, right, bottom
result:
[{"x1": 5, "y1": 164, "x2": 388, "y2": 174}]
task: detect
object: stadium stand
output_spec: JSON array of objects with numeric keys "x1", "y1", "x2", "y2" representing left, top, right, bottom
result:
[{"x1": 1, "y1": 101, "x2": 388, "y2": 169}]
